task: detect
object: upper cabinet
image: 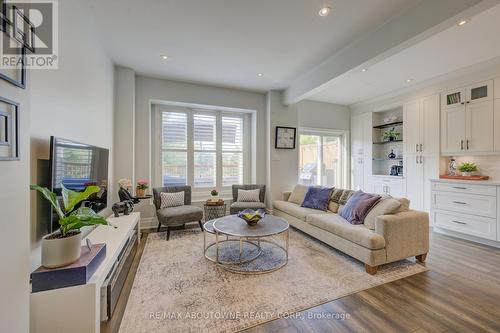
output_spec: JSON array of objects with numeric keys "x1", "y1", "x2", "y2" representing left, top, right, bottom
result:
[
  {"x1": 441, "y1": 80, "x2": 495, "y2": 155},
  {"x1": 404, "y1": 94, "x2": 439, "y2": 155}
]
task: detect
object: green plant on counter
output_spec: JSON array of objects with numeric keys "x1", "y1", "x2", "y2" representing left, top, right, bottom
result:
[
  {"x1": 458, "y1": 162, "x2": 478, "y2": 173},
  {"x1": 383, "y1": 128, "x2": 400, "y2": 141},
  {"x1": 30, "y1": 184, "x2": 112, "y2": 236}
]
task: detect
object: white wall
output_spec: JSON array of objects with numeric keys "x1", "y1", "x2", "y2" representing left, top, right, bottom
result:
[
  {"x1": 29, "y1": 0, "x2": 114, "y2": 271},
  {"x1": 0, "y1": 54, "x2": 31, "y2": 333},
  {"x1": 297, "y1": 100, "x2": 350, "y2": 130},
  {"x1": 130, "y1": 76, "x2": 267, "y2": 220}
]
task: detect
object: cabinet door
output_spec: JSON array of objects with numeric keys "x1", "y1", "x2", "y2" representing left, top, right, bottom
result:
[
  {"x1": 466, "y1": 80, "x2": 493, "y2": 105},
  {"x1": 466, "y1": 100, "x2": 494, "y2": 152},
  {"x1": 373, "y1": 181, "x2": 386, "y2": 196},
  {"x1": 441, "y1": 88, "x2": 466, "y2": 109},
  {"x1": 405, "y1": 155, "x2": 423, "y2": 211},
  {"x1": 495, "y1": 78, "x2": 500, "y2": 100},
  {"x1": 351, "y1": 115, "x2": 364, "y2": 156},
  {"x1": 422, "y1": 155, "x2": 439, "y2": 216},
  {"x1": 421, "y1": 94, "x2": 440, "y2": 154},
  {"x1": 404, "y1": 100, "x2": 421, "y2": 154},
  {"x1": 495, "y1": 99, "x2": 500, "y2": 152},
  {"x1": 441, "y1": 105, "x2": 466, "y2": 154},
  {"x1": 351, "y1": 157, "x2": 364, "y2": 190}
]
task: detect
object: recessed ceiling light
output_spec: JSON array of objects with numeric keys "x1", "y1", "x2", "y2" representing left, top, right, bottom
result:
[
  {"x1": 458, "y1": 19, "x2": 469, "y2": 26},
  {"x1": 361, "y1": 68, "x2": 368, "y2": 72},
  {"x1": 160, "y1": 55, "x2": 169, "y2": 60},
  {"x1": 406, "y1": 79, "x2": 413, "y2": 83},
  {"x1": 318, "y1": 6, "x2": 331, "y2": 17},
  {"x1": 257, "y1": 73, "x2": 264, "y2": 77}
]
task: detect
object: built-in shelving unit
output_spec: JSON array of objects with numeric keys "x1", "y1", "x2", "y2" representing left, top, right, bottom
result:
[{"x1": 372, "y1": 108, "x2": 404, "y2": 177}]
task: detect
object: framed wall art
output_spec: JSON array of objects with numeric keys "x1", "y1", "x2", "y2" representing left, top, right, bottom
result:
[
  {"x1": 275, "y1": 126, "x2": 296, "y2": 149},
  {"x1": 0, "y1": 96, "x2": 20, "y2": 161},
  {"x1": 0, "y1": 0, "x2": 8, "y2": 32}
]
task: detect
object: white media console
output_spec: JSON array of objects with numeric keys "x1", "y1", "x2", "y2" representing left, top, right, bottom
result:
[{"x1": 30, "y1": 212, "x2": 141, "y2": 333}]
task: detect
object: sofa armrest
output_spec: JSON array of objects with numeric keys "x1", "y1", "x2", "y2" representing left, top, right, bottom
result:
[
  {"x1": 282, "y1": 191, "x2": 292, "y2": 201},
  {"x1": 375, "y1": 210, "x2": 429, "y2": 263}
]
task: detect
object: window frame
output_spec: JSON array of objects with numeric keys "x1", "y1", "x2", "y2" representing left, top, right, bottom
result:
[
  {"x1": 297, "y1": 127, "x2": 349, "y2": 188},
  {"x1": 154, "y1": 105, "x2": 250, "y2": 196}
]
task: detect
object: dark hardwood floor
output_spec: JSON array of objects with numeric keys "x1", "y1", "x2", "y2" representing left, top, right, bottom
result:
[{"x1": 103, "y1": 229, "x2": 500, "y2": 333}]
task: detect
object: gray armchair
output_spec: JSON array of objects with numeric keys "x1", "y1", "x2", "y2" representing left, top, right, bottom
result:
[
  {"x1": 230, "y1": 184, "x2": 266, "y2": 215},
  {"x1": 153, "y1": 186, "x2": 203, "y2": 240}
]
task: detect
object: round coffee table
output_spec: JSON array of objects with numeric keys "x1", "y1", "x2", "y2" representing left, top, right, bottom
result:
[{"x1": 212, "y1": 214, "x2": 289, "y2": 274}]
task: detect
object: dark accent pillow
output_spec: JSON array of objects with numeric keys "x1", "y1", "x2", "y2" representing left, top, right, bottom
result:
[
  {"x1": 301, "y1": 187, "x2": 333, "y2": 211},
  {"x1": 340, "y1": 191, "x2": 381, "y2": 225}
]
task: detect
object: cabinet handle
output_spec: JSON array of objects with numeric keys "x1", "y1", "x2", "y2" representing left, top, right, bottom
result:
[
  {"x1": 466, "y1": 140, "x2": 470, "y2": 150},
  {"x1": 419, "y1": 144, "x2": 423, "y2": 152},
  {"x1": 420, "y1": 156, "x2": 423, "y2": 164},
  {"x1": 461, "y1": 140, "x2": 464, "y2": 150},
  {"x1": 452, "y1": 186, "x2": 467, "y2": 190},
  {"x1": 452, "y1": 220, "x2": 467, "y2": 225},
  {"x1": 461, "y1": 102, "x2": 465, "y2": 105},
  {"x1": 452, "y1": 201, "x2": 467, "y2": 205},
  {"x1": 467, "y1": 101, "x2": 470, "y2": 104},
  {"x1": 415, "y1": 144, "x2": 418, "y2": 153},
  {"x1": 416, "y1": 155, "x2": 419, "y2": 164}
]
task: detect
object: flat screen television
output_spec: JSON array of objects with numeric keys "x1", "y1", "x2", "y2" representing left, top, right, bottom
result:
[{"x1": 48, "y1": 136, "x2": 109, "y2": 232}]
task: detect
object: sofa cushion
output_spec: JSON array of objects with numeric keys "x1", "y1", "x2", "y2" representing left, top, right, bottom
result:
[
  {"x1": 307, "y1": 213, "x2": 386, "y2": 250},
  {"x1": 273, "y1": 200, "x2": 329, "y2": 221},
  {"x1": 288, "y1": 184, "x2": 309, "y2": 205},
  {"x1": 340, "y1": 191, "x2": 381, "y2": 225},
  {"x1": 364, "y1": 197, "x2": 402, "y2": 230},
  {"x1": 157, "y1": 205, "x2": 203, "y2": 225},
  {"x1": 302, "y1": 187, "x2": 333, "y2": 211}
]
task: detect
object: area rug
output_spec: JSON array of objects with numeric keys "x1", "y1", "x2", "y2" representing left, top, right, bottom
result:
[{"x1": 119, "y1": 228, "x2": 427, "y2": 333}]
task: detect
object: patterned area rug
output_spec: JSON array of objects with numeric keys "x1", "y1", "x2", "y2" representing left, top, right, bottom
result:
[{"x1": 119, "y1": 228, "x2": 427, "y2": 333}]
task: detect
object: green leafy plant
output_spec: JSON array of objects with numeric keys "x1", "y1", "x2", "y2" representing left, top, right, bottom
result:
[
  {"x1": 210, "y1": 189, "x2": 219, "y2": 196},
  {"x1": 382, "y1": 128, "x2": 400, "y2": 141},
  {"x1": 30, "y1": 184, "x2": 112, "y2": 236},
  {"x1": 458, "y1": 162, "x2": 478, "y2": 173}
]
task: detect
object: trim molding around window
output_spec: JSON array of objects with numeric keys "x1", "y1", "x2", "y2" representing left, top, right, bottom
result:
[
  {"x1": 297, "y1": 127, "x2": 349, "y2": 189},
  {"x1": 152, "y1": 103, "x2": 254, "y2": 199}
]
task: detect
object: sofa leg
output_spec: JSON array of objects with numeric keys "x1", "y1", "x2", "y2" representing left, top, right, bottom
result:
[
  {"x1": 365, "y1": 264, "x2": 378, "y2": 275},
  {"x1": 166, "y1": 227, "x2": 170, "y2": 241},
  {"x1": 198, "y1": 220, "x2": 203, "y2": 231},
  {"x1": 157, "y1": 222, "x2": 162, "y2": 232},
  {"x1": 416, "y1": 253, "x2": 427, "y2": 263}
]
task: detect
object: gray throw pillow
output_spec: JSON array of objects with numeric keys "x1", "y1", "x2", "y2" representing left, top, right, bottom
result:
[
  {"x1": 340, "y1": 191, "x2": 381, "y2": 225},
  {"x1": 288, "y1": 184, "x2": 309, "y2": 205}
]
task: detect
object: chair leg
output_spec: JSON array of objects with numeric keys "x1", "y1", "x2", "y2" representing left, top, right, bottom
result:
[
  {"x1": 198, "y1": 220, "x2": 203, "y2": 231},
  {"x1": 166, "y1": 226, "x2": 170, "y2": 241},
  {"x1": 157, "y1": 222, "x2": 162, "y2": 232}
]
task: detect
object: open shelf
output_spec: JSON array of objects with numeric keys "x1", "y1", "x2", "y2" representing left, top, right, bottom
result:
[
  {"x1": 372, "y1": 157, "x2": 403, "y2": 161},
  {"x1": 372, "y1": 121, "x2": 403, "y2": 129},
  {"x1": 373, "y1": 140, "x2": 403, "y2": 145}
]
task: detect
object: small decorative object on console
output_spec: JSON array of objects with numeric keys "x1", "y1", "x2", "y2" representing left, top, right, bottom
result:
[
  {"x1": 237, "y1": 209, "x2": 266, "y2": 226},
  {"x1": 112, "y1": 200, "x2": 134, "y2": 217},
  {"x1": 448, "y1": 158, "x2": 457, "y2": 176},
  {"x1": 388, "y1": 149, "x2": 396, "y2": 159},
  {"x1": 458, "y1": 162, "x2": 477, "y2": 177},
  {"x1": 136, "y1": 179, "x2": 149, "y2": 198}
]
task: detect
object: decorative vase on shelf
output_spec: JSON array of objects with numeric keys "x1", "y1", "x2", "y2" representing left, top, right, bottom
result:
[
  {"x1": 461, "y1": 172, "x2": 472, "y2": 177},
  {"x1": 136, "y1": 188, "x2": 146, "y2": 197},
  {"x1": 388, "y1": 149, "x2": 396, "y2": 159}
]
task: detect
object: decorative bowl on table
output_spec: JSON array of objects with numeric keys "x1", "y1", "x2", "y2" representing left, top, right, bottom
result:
[{"x1": 237, "y1": 209, "x2": 266, "y2": 226}]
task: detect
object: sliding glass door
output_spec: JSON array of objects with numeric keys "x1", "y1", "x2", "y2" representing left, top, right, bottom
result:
[{"x1": 298, "y1": 130, "x2": 345, "y2": 188}]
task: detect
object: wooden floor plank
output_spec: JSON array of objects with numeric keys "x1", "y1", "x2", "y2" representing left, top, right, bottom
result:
[{"x1": 102, "y1": 230, "x2": 500, "y2": 333}]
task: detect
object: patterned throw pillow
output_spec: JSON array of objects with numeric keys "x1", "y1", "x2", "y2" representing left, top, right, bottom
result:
[
  {"x1": 340, "y1": 191, "x2": 381, "y2": 225},
  {"x1": 237, "y1": 189, "x2": 260, "y2": 202},
  {"x1": 328, "y1": 188, "x2": 354, "y2": 213},
  {"x1": 301, "y1": 187, "x2": 333, "y2": 211},
  {"x1": 160, "y1": 191, "x2": 185, "y2": 208}
]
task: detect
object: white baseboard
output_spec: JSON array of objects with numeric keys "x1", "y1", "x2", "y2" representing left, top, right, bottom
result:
[{"x1": 433, "y1": 226, "x2": 500, "y2": 249}]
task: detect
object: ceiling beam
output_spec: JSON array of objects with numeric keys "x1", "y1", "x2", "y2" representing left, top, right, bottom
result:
[{"x1": 283, "y1": 0, "x2": 498, "y2": 105}]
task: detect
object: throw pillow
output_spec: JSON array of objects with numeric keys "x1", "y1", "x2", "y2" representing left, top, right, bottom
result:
[
  {"x1": 160, "y1": 191, "x2": 185, "y2": 208},
  {"x1": 328, "y1": 188, "x2": 343, "y2": 213},
  {"x1": 237, "y1": 189, "x2": 260, "y2": 202},
  {"x1": 363, "y1": 197, "x2": 402, "y2": 229},
  {"x1": 340, "y1": 191, "x2": 381, "y2": 225},
  {"x1": 288, "y1": 184, "x2": 309, "y2": 205},
  {"x1": 301, "y1": 187, "x2": 333, "y2": 211},
  {"x1": 396, "y1": 198, "x2": 410, "y2": 212}
]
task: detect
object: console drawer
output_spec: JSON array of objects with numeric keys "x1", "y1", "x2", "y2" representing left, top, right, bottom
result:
[
  {"x1": 432, "y1": 191, "x2": 496, "y2": 218},
  {"x1": 431, "y1": 182, "x2": 496, "y2": 196},
  {"x1": 434, "y1": 211, "x2": 497, "y2": 240}
]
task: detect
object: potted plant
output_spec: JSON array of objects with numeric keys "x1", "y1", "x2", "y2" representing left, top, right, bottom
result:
[
  {"x1": 383, "y1": 128, "x2": 400, "y2": 142},
  {"x1": 31, "y1": 184, "x2": 113, "y2": 268},
  {"x1": 458, "y1": 162, "x2": 478, "y2": 177},
  {"x1": 210, "y1": 189, "x2": 219, "y2": 202},
  {"x1": 136, "y1": 179, "x2": 149, "y2": 198}
]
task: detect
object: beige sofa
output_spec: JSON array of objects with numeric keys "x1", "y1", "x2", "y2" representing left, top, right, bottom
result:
[{"x1": 273, "y1": 190, "x2": 429, "y2": 274}]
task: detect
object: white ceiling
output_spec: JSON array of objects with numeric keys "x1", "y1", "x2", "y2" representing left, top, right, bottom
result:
[
  {"x1": 88, "y1": 0, "x2": 416, "y2": 92},
  {"x1": 310, "y1": 3, "x2": 500, "y2": 106}
]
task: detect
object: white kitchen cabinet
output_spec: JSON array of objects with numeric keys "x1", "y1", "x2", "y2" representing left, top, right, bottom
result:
[
  {"x1": 495, "y1": 99, "x2": 500, "y2": 151},
  {"x1": 441, "y1": 105, "x2": 466, "y2": 154},
  {"x1": 466, "y1": 100, "x2": 494, "y2": 152},
  {"x1": 404, "y1": 95, "x2": 439, "y2": 155},
  {"x1": 441, "y1": 87, "x2": 466, "y2": 110},
  {"x1": 350, "y1": 113, "x2": 372, "y2": 191},
  {"x1": 404, "y1": 154, "x2": 438, "y2": 214},
  {"x1": 466, "y1": 80, "x2": 493, "y2": 105},
  {"x1": 351, "y1": 115, "x2": 364, "y2": 156},
  {"x1": 373, "y1": 177, "x2": 404, "y2": 197},
  {"x1": 352, "y1": 156, "x2": 364, "y2": 191}
]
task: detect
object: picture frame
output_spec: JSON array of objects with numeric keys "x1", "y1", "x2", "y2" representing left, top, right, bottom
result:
[
  {"x1": 0, "y1": 96, "x2": 20, "y2": 161},
  {"x1": 0, "y1": 0, "x2": 8, "y2": 33},
  {"x1": 12, "y1": 5, "x2": 35, "y2": 53},
  {"x1": 275, "y1": 126, "x2": 296, "y2": 149},
  {"x1": 0, "y1": 43, "x2": 26, "y2": 89}
]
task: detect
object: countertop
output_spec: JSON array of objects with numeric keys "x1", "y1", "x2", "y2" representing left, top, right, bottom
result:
[{"x1": 431, "y1": 178, "x2": 500, "y2": 186}]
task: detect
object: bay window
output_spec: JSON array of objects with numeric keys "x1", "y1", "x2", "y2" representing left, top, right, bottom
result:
[{"x1": 155, "y1": 105, "x2": 249, "y2": 194}]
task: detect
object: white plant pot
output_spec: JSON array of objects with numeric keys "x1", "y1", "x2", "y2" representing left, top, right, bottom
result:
[
  {"x1": 461, "y1": 171, "x2": 472, "y2": 177},
  {"x1": 41, "y1": 231, "x2": 82, "y2": 268}
]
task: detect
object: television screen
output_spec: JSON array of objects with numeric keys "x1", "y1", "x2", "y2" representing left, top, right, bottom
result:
[{"x1": 49, "y1": 136, "x2": 109, "y2": 231}]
